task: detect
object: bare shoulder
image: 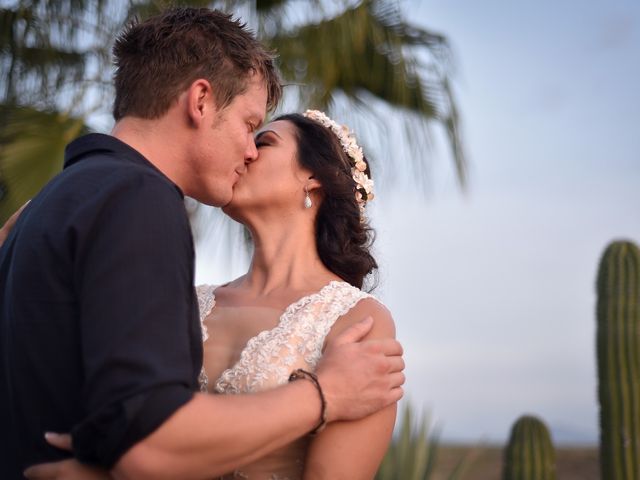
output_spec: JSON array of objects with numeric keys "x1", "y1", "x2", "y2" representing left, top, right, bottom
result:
[{"x1": 327, "y1": 295, "x2": 395, "y2": 342}]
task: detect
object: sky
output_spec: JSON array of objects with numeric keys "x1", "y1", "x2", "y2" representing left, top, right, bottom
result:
[
  {"x1": 375, "y1": 0, "x2": 640, "y2": 444},
  {"x1": 196, "y1": 0, "x2": 640, "y2": 445}
]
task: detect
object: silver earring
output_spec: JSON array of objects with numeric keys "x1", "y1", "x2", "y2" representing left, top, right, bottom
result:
[{"x1": 304, "y1": 186, "x2": 313, "y2": 209}]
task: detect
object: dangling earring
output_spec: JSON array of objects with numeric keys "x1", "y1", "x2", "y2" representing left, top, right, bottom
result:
[{"x1": 304, "y1": 186, "x2": 313, "y2": 209}]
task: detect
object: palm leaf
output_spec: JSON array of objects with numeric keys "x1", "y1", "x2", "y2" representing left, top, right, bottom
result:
[
  {"x1": 127, "y1": 0, "x2": 213, "y2": 21},
  {"x1": 267, "y1": 0, "x2": 466, "y2": 188},
  {"x1": 1, "y1": 2, "x2": 113, "y2": 107},
  {"x1": 0, "y1": 106, "x2": 88, "y2": 222}
]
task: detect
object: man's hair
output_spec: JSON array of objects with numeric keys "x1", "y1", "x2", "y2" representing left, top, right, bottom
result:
[{"x1": 112, "y1": 7, "x2": 282, "y2": 120}]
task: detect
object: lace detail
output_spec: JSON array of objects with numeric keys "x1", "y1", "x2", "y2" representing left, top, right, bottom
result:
[
  {"x1": 195, "y1": 280, "x2": 383, "y2": 479},
  {"x1": 195, "y1": 284, "x2": 217, "y2": 392},
  {"x1": 196, "y1": 284, "x2": 217, "y2": 341},
  {"x1": 214, "y1": 281, "x2": 373, "y2": 395}
]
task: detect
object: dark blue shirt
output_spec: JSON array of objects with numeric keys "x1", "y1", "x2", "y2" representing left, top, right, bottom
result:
[{"x1": 0, "y1": 134, "x2": 202, "y2": 477}]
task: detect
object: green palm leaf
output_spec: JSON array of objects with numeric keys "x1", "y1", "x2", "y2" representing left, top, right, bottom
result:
[
  {"x1": 266, "y1": 0, "x2": 466, "y2": 188},
  {"x1": 0, "y1": 106, "x2": 88, "y2": 220}
]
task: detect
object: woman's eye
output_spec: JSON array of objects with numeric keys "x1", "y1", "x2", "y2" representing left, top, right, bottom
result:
[{"x1": 256, "y1": 140, "x2": 268, "y2": 148}]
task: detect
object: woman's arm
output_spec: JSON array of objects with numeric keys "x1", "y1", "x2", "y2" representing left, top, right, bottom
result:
[
  {"x1": 303, "y1": 299, "x2": 398, "y2": 480},
  {"x1": 0, "y1": 201, "x2": 29, "y2": 247}
]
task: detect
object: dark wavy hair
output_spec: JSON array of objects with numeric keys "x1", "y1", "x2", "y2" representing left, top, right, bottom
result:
[{"x1": 275, "y1": 113, "x2": 378, "y2": 290}]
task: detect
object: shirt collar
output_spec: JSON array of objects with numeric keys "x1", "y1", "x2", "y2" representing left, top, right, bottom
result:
[{"x1": 64, "y1": 133, "x2": 184, "y2": 197}]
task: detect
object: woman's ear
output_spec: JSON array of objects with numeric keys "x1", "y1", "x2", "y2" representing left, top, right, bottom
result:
[{"x1": 306, "y1": 175, "x2": 322, "y2": 192}]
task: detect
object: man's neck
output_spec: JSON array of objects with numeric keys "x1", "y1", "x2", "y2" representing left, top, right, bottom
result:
[{"x1": 111, "y1": 117, "x2": 188, "y2": 192}]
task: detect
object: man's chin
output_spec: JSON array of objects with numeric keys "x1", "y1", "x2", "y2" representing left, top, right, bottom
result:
[{"x1": 190, "y1": 189, "x2": 233, "y2": 208}]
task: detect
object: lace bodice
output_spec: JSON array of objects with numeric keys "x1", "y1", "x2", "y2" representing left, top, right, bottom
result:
[{"x1": 195, "y1": 280, "x2": 378, "y2": 480}]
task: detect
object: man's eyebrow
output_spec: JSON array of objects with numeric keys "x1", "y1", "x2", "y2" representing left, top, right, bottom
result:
[{"x1": 255, "y1": 129, "x2": 282, "y2": 140}]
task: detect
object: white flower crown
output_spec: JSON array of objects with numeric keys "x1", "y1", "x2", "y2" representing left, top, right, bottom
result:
[{"x1": 302, "y1": 110, "x2": 374, "y2": 218}]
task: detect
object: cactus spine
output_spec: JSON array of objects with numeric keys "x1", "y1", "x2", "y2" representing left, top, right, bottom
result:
[
  {"x1": 597, "y1": 240, "x2": 640, "y2": 479},
  {"x1": 502, "y1": 415, "x2": 556, "y2": 480}
]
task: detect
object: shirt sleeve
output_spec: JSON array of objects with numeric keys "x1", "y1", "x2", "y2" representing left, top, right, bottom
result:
[{"x1": 69, "y1": 172, "x2": 199, "y2": 467}]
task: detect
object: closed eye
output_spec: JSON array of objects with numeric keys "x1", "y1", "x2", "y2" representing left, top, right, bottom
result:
[{"x1": 255, "y1": 129, "x2": 281, "y2": 149}]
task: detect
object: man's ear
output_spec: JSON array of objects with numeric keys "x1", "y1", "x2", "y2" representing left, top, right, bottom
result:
[{"x1": 185, "y1": 79, "x2": 216, "y2": 128}]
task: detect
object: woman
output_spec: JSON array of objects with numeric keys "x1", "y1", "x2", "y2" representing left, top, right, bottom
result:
[{"x1": 24, "y1": 110, "x2": 396, "y2": 479}]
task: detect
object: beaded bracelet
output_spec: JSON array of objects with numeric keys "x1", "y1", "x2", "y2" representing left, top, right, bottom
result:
[{"x1": 288, "y1": 368, "x2": 328, "y2": 435}]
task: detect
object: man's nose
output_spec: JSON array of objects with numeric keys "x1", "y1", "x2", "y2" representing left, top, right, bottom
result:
[{"x1": 245, "y1": 138, "x2": 258, "y2": 162}]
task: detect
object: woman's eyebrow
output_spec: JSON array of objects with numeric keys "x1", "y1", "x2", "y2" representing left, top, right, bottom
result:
[{"x1": 255, "y1": 129, "x2": 282, "y2": 141}]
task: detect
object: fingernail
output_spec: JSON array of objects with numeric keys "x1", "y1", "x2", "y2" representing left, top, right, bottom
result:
[{"x1": 44, "y1": 431, "x2": 58, "y2": 439}]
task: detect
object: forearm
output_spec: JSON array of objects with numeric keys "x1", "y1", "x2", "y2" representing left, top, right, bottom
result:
[{"x1": 114, "y1": 380, "x2": 320, "y2": 480}]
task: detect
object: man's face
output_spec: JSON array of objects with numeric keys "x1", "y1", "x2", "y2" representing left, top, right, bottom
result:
[{"x1": 188, "y1": 75, "x2": 268, "y2": 207}]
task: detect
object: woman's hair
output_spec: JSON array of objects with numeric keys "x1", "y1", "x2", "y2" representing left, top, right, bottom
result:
[
  {"x1": 275, "y1": 113, "x2": 378, "y2": 290},
  {"x1": 112, "y1": 7, "x2": 281, "y2": 121}
]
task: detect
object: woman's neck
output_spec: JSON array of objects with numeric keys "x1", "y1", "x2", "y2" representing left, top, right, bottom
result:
[{"x1": 242, "y1": 215, "x2": 335, "y2": 295}]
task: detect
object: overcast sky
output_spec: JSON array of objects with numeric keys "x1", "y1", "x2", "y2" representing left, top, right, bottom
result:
[{"x1": 196, "y1": 0, "x2": 640, "y2": 444}]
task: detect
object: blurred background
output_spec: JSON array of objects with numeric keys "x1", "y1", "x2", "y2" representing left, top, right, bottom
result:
[{"x1": 2, "y1": 0, "x2": 639, "y2": 477}]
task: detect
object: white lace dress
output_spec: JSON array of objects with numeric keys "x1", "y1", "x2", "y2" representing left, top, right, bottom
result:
[{"x1": 195, "y1": 280, "x2": 378, "y2": 480}]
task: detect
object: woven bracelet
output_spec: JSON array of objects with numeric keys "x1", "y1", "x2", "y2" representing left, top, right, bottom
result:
[{"x1": 288, "y1": 368, "x2": 327, "y2": 435}]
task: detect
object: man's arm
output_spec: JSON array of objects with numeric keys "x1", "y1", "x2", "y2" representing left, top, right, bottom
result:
[
  {"x1": 23, "y1": 321, "x2": 402, "y2": 480},
  {"x1": 114, "y1": 317, "x2": 404, "y2": 480}
]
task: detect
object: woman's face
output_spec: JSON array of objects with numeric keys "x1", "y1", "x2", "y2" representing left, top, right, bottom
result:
[{"x1": 223, "y1": 120, "x2": 312, "y2": 221}]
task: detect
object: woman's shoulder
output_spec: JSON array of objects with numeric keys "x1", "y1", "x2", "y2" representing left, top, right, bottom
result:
[{"x1": 327, "y1": 285, "x2": 395, "y2": 341}]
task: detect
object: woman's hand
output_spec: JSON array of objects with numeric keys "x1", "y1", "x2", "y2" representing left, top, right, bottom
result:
[
  {"x1": 23, "y1": 433, "x2": 112, "y2": 480},
  {"x1": 0, "y1": 200, "x2": 29, "y2": 247}
]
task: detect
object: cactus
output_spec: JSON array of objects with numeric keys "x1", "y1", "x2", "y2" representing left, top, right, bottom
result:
[
  {"x1": 502, "y1": 415, "x2": 556, "y2": 480},
  {"x1": 596, "y1": 240, "x2": 640, "y2": 479}
]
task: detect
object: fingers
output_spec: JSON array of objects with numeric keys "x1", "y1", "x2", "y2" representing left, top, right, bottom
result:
[
  {"x1": 329, "y1": 316, "x2": 373, "y2": 347},
  {"x1": 388, "y1": 371, "x2": 406, "y2": 389},
  {"x1": 24, "y1": 461, "x2": 61, "y2": 479},
  {"x1": 388, "y1": 386, "x2": 404, "y2": 404},
  {"x1": 45, "y1": 432, "x2": 73, "y2": 451},
  {"x1": 363, "y1": 338, "x2": 404, "y2": 356},
  {"x1": 387, "y1": 356, "x2": 405, "y2": 374}
]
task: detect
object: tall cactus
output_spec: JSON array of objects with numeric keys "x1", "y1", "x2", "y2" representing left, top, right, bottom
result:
[
  {"x1": 597, "y1": 240, "x2": 640, "y2": 479},
  {"x1": 502, "y1": 415, "x2": 556, "y2": 480}
]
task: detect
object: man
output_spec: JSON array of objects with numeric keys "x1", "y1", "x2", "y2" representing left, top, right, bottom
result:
[{"x1": 0, "y1": 7, "x2": 404, "y2": 479}]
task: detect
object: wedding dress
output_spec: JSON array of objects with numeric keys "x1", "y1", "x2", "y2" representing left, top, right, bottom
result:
[{"x1": 195, "y1": 280, "x2": 379, "y2": 480}]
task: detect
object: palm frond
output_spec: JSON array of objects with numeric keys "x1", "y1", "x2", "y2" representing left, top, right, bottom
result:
[
  {"x1": 256, "y1": 0, "x2": 290, "y2": 13},
  {"x1": 267, "y1": 0, "x2": 466, "y2": 188},
  {"x1": 0, "y1": 105, "x2": 88, "y2": 222},
  {"x1": 0, "y1": 2, "x2": 115, "y2": 108},
  {"x1": 127, "y1": 0, "x2": 213, "y2": 21}
]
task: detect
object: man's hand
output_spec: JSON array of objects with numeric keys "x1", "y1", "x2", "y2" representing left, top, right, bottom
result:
[
  {"x1": 0, "y1": 200, "x2": 29, "y2": 247},
  {"x1": 316, "y1": 317, "x2": 405, "y2": 422},
  {"x1": 23, "y1": 433, "x2": 112, "y2": 480}
]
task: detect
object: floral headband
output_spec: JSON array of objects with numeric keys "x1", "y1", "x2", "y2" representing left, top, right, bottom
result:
[{"x1": 302, "y1": 110, "x2": 374, "y2": 218}]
